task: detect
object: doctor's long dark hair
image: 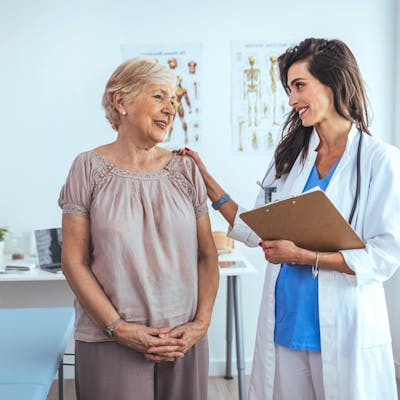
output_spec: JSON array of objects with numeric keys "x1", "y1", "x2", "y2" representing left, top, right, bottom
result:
[{"x1": 274, "y1": 38, "x2": 371, "y2": 179}]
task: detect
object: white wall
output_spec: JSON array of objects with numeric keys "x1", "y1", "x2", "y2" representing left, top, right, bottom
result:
[
  {"x1": 397, "y1": 0, "x2": 400, "y2": 149},
  {"x1": 385, "y1": 0, "x2": 400, "y2": 377},
  {"x1": 0, "y1": 0, "x2": 398, "y2": 376}
]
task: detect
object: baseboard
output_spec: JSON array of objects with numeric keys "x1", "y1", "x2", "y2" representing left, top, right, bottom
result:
[{"x1": 208, "y1": 358, "x2": 252, "y2": 377}]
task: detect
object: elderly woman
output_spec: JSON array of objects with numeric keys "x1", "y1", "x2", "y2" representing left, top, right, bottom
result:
[{"x1": 58, "y1": 57, "x2": 219, "y2": 400}]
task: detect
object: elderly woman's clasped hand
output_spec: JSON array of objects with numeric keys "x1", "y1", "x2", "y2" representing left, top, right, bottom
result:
[
  {"x1": 112, "y1": 321, "x2": 186, "y2": 362},
  {"x1": 111, "y1": 318, "x2": 210, "y2": 363},
  {"x1": 144, "y1": 319, "x2": 209, "y2": 362}
]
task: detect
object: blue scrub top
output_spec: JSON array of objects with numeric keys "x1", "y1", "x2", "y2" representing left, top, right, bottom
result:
[{"x1": 274, "y1": 159, "x2": 340, "y2": 352}]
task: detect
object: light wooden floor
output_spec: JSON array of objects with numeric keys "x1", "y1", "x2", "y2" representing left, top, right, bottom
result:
[
  {"x1": 47, "y1": 377, "x2": 249, "y2": 400},
  {"x1": 48, "y1": 376, "x2": 399, "y2": 400}
]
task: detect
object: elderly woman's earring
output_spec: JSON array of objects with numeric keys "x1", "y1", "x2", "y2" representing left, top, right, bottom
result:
[{"x1": 121, "y1": 110, "x2": 127, "y2": 116}]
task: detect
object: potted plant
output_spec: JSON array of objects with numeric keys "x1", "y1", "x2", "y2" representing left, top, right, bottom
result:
[{"x1": 0, "y1": 226, "x2": 8, "y2": 256}]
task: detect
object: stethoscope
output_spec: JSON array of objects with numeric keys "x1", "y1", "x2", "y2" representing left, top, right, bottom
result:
[{"x1": 258, "y1": 128, "x2": 363, "y2": 226}]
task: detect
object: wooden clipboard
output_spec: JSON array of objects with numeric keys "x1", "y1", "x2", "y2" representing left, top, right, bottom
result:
[{"x1": 239, "y1": 190, "x2": 365, "y2": 252}]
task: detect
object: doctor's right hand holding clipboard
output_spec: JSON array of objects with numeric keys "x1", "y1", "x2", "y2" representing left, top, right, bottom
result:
[{"x1": 239, "y1": 189, "x2": 365, "y2": 252}]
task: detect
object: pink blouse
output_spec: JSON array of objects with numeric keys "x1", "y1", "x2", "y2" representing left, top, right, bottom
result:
[{"x1": 58, "y1": 151, "x2": 208, "y2": 342}]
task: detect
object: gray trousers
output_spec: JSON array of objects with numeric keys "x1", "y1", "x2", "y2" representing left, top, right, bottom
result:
[{"x1": 75, "y1": 336, "x2": 209, "y2": 400}]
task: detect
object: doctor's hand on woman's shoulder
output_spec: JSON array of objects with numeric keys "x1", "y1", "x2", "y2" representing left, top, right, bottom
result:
[
  {"x1": 174, "y1": 147, "x2": 206, "y2": 172},
  {"x1": 174, "y1": 147, "x2": 239, "y2": 227}
]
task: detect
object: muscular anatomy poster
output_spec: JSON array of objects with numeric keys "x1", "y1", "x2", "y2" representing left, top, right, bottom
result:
[
  {"x1": 121, "y1": 43, "x2": 202, "y2": 150},
  {"x1": 231, "y1": 41, "x2": 292, "y2": 154}
]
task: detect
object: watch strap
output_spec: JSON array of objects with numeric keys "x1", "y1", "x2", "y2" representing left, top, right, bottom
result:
[{"x1": 102, "y1": 318, "x2": 122, "y2": 338}]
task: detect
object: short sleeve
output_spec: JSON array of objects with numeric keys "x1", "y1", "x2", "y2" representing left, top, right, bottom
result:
[
  {"x1": 179, "y1": 156, "x2": 208, "y2": 218},
  {"x1": 58, "y1": 152, "x2": 93, "y2": 218},
  {"x1": 191, "y1": 162, "x2": 208, "y2": 218}
]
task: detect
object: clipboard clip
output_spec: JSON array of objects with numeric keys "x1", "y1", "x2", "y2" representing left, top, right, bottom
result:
[{"x1": 257, "y1": 181, "x2": 276, "y2": 204}]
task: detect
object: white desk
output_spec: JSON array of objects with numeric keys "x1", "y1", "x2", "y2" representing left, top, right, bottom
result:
[
  {"x1": 0, "y1": 255, "x2": 63, "y2": 280},
  {"x1": 0, "y1": 252, "x2": 256, "y2": 400},
  {"x1": 0, "y1": 266, "x2": 65, "y2": 281}
]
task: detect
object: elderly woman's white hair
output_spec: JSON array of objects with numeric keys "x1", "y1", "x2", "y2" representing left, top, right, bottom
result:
[{"x1": 102, "y1": 56, "x2": 177, "y2": 130}]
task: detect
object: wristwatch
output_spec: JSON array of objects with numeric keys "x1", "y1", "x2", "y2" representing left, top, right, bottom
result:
[{"x1": 102, "y1": 318, "x2": 122, "y2": 338}]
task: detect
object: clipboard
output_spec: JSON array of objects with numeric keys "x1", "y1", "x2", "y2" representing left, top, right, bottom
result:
[{"x1": 239, "y1": 190, "x2": 365, "y2": 252}]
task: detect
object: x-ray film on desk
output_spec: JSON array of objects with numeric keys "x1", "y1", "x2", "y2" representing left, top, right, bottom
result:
[{"x1": 34, "y1": 228, "x2": 62, "y2": 273}]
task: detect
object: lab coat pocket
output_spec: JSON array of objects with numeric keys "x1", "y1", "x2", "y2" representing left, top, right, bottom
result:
[{"x1": 359, "y1": 284, "x2": 391, "y2": 348}]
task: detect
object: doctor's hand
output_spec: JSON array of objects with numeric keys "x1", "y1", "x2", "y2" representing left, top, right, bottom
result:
[
  {"x1": 259, "y1": 239, "x2": 309, "y2": 265},
  {"x1": 174, "y1": 147, "x2": 207, "y2": 173}
]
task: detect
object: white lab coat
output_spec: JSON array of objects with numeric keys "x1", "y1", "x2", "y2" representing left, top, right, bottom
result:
[{"x1": 228, "y1": 125, "x2": 400, "y2": 400}]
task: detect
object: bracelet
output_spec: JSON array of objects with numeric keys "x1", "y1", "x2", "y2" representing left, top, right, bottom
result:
[
  {"x1": 312, "y1": 251, "x2": 319, "y2": 279},
  {"x1": 102, "y1": 317, "x2": 123, "y2": 338},
  {"x1": 212, "y1": 193, "x2": 230, "y2": 210}
]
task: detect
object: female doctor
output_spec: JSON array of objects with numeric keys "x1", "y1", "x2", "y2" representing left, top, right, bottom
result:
[{"x1": 178, "y1": 38, "x2": 400, "y2": 399}]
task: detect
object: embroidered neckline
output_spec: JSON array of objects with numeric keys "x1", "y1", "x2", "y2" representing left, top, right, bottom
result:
[{"x1": 89, "y1": 150, "x2": 179, "y2": 179}]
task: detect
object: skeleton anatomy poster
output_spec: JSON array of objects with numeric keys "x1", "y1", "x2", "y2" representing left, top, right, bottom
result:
[
  {"x1": 231, "y1": 41, "x2": 292, "y2": 154},
  {"x1": 121, "y1": 43, "x2": 202, "y2": 150}
]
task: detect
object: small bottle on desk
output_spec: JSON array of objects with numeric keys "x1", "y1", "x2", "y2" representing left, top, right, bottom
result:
[{"x1": 10, "y1": 233, "x2": 25, "y2": 260}]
